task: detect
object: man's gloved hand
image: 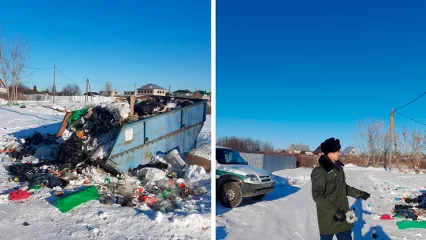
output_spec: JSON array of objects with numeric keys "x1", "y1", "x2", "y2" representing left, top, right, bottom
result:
[
  {"x1": 333, "y1": 210, "x2": 346, "y2": 222},
  {"x1": 357, "y1": 191, "x2": 370, "y2": 200}
]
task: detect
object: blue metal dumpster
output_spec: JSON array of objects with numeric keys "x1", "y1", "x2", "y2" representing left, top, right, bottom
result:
[
  {"x1": 103, "y1": 98, "x2": 208, "y2": 174},
  {"x1": 56, "y1": 97, "x2": 208, "y2": 174}
]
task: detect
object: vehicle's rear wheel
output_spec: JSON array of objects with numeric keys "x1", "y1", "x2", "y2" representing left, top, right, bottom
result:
[
  {"x1": 251, "y1": 194, "x2": 266, "y2": 200},
  {"x1": 220, "y1": 182, "x2": 243, "y2": 208}
]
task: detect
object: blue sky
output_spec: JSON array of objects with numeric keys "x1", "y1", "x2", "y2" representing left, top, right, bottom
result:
[
  {"x1": 217, "y1": 0, "x2": 426, "y2": 151},
  {"x1": 1, "y1": 0, "x2": 210, "y2": 93}
]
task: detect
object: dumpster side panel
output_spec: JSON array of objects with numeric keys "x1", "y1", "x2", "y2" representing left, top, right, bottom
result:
[
  {"x1": 184, "y1": 124, "x2": 203, "y2": 152},
  {"x1": 106, "y1": 100, "x2": 207, "y2": 173},
  {"x1": 184, "y1": 104, "x2": 206, "y2": 127},
  {"x1": 106, "y1": 123, "x2": 203, "y2": 173},
  {"x1": 145, "y1": 110, "x2": 182, "y2": 142},
  {"x1": 109, "y1": 121, "x2": 145, "y2": 157}
]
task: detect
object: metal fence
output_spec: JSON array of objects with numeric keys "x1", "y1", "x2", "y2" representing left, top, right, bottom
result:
[
  {"x1": 21, "y1": 94, "x2": 115, "y2": 103},
  {"x1": 239, "y1": 152, "x2": 264, "y2": 169},
  {"x1": 239, "y1": 152, "x2": 297, "y2": 173}
]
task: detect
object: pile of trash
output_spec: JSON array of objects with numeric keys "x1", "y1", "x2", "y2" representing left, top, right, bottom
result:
[
  {"x1": 133, "y1": 96, "x2": 194, "y2": 119},
  {"x1": 4, "y1": 148, "x2": 208, "y2": 213},
  {"x1": 55, "y1": 96, "x2": 194, "y2": 167},
  {"x1": 390, "y1": 193, "x2": 426, "y2": 221}
]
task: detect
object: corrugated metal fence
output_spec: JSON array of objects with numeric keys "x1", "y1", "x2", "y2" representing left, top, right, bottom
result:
[
  {"x1": 239, "y1": 153, "x2": 264, "y2": 169},
  {"x1": 239, "y1": 152, "x2": 297, "y2": 173},
  {"x1": 21, "y1": 94, "x2": 115, "y2": 103}
]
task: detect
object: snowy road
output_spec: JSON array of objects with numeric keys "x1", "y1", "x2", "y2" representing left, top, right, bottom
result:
[{"x1": 217, "y1": 165, "x2": 426, "y2": 240}]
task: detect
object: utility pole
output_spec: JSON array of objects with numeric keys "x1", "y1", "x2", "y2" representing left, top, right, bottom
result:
[
  {"x1": 88, "y1": 79, "x2": 92, "y2": 103},
  {"x1": 134, "y1": 83, "x2": 136, "y2": 96},
  {"x1": 389, "y1": 109, "x2": 394, "y2": 171},
  {"x1": 53, "y1": 65, "x2": 56, "y2": 103},
  {"x1": 85, "y1": 78, "x2": 89, "y2": 103},
  {"x1": 393, "y1": 110, "x2": 398, "y2": 169}
]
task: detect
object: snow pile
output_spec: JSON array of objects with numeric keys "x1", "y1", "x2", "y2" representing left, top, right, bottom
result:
[
  {"x1": 184, "y1": 164, "x2": 210, "y2": 183},
  {"x1": 105, "y1": 102, "x2": 130, "y2": 121},
  {"x1": 0, "y1": 98, "x2": 7, "y2": 105},
  {"x1": 191, "y1": 143, "x2": 211, "y2": 160},
  {"x1": 218, "y1": 166, "x2": 426, "y2": 240}
]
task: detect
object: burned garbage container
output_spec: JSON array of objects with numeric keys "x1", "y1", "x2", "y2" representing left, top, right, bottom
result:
[{"x1": 56, "y1": 96, "x2": 207, "y2": 174}]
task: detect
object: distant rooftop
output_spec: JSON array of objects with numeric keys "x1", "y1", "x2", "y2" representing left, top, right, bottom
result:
[
  {"x1": 290, "y1": 144, "x2": 310, "y2": 152},
  {"x1": 138, "y1": 83, "x2": 165, "y2": 90}
]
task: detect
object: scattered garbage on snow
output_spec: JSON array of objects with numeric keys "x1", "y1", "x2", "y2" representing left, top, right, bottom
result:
[{"x1": 0, "y1": 96, "x2": 210, "y2": 216}]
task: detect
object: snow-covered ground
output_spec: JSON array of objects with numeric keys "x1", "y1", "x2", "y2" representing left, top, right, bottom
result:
[
  {"x1": 0, "y1": 100, "x2": 212, "y2": 240},
  {"x1": 217, "y1": 165, "x2": 426, "y2": 240}
]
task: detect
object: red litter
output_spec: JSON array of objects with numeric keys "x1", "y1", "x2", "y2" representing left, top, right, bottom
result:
[
  {"x1": 180, "y1": 183, "x2": 186, "y2": 188},
  {"x1": 9, "y1": 190, "x2": 32, "y2": 201},
  {"x1": 380, "y1": 214, "x2": 393, "y2": 220}
]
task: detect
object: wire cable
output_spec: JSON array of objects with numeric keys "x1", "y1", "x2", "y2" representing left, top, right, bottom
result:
[
  {"x1": 394, "y1": 110, "x2": 426, "y2": 126},
  {"x1": 395, "y1": 91, "x2": 426, "y2": 110},
  {"x1": 56, "y1": 67, "x2": 85, "y2": 84},
  {"x1": 0, "y1": 57, "x2": 54, "y2": 70}
]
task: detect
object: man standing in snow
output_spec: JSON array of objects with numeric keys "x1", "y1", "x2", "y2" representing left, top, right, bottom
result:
[{"x1": 311, "y1": 137, "x2": 370, "y2": 240}]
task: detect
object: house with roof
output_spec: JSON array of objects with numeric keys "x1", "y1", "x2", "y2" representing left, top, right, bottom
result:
[
  {"x1": 194, "y1": 90, "x2": 211, "y2": 101},
  {"x1": 289, "y1": 144, "x2": 310, "y2": 154},
  {"x1": 83, "y1": 92, "x2": 100, "y2": 97},
  {"x1": 137, "y1": 83, "x2": 166, "y2": 96},
  {"x1": 313, "y1": 146, "x2": 323, "y2": 155},
  {"x1": 0, "y1": 79, "x2": 6, "y2": 94},
  {"x1": 342, "y1": 147, "x2": 359, "y2": 156},
  {"x1": 99, "y1": 90, "x2": 120, "y2": 97},
  {"x1": 123, "y1": 90, "x2": 135, "y2": 96},
  {"x1": 173, "y1": 89, "x2": 193, "y2": 98}
]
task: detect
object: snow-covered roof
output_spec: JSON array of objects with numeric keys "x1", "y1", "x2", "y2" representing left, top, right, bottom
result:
[
  {"x1": 138, "y1": 83, "x2": 165, "y2": 90},
  {"x1": 343, "y1": 147, "x2": 356, "y2": 154},
  {"x1": 290, "y1": 144, "x2": 310, "y2": 152}
]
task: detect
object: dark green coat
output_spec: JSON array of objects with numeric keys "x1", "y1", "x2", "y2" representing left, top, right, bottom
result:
[{"x1": 311, "y1": 155, "x2": 362, "y2": 235}]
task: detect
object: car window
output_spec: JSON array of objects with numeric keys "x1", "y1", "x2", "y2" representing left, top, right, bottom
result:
[{"x1": 216, "y1": 148, "x2": 248, "y2": 165}]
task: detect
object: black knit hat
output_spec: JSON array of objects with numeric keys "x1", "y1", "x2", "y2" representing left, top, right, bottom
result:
[{"x1": 320, "y1": 137, "x2": 341, "y2": 155}]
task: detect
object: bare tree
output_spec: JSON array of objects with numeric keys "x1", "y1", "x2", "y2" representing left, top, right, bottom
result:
[
  {"x1": 105, "y1": 81, "x2": 112, "y2": 92},
  {"x1": 398, "y1": 128, "x2": 426, "y2": 173},
  {"x1": 0, "y1": 30, "x2": 11, "y2": 102},
  {"x1": 353, "y1": 118, "x2": 387, "y2": 167},
  {"x1": 217, "y1": 136, "x2": 274, "y2": 153},
  {"x1": 9, "y1": 37, "x2": 30, "y2": 103},
  {"x1": 62, "y1": 84, "x2": 81, "y2": 96},
  {"x1": 376, "y1": 130, "x2": 389, "y2": 167}
]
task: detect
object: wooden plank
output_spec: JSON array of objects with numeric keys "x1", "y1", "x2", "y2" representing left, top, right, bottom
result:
[
  {"x1": 56, "y1": 112, "x2": 73, "y2": 137},
  {"x1": 186, "y1": 153, "x2": 211, "y2": 172}
]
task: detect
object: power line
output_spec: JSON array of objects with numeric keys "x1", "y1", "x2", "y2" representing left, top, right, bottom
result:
[
  {"x1": 395, "y1": 91, "x2": 426, "y2": 110},
  {"x1": 394, "y1": 110, "x2": 426, "y2": 126},
  {"x1": 0, "y1": 57, "x2": 53, "y2": 70},
  {"x1": 56, "y1": 67, "x2": 85, "y2": 84}
]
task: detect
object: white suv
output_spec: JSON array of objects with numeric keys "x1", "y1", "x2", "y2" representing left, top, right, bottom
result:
[{"x1": 216, "y1": 146, "x2": 275, "y2": 208}]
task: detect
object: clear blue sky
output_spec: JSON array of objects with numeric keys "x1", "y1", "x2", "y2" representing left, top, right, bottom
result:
[
  {"x1": 1, "y1": 0, "x2": 210, "y2": 93},
  {"x1": 217, "y1": 0, "x2": 426, "y2": 151}
]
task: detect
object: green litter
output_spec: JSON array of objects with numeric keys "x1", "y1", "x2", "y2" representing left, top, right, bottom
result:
[
  {"x1": 162, "y1": 190, "x2": 172, "y2": 199},
  {"x1": 54, "y1": 185, "x2": 99, "y2": 213},
  {"x1": 397, "y1": 220, "x2": 426, "y2": 229},
  {"x1": 67, "y1": 107, "x2": 89, "y2": 125},
  {"x1": 31, "y1": 185, "x2": 42, "y2": 190}
]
